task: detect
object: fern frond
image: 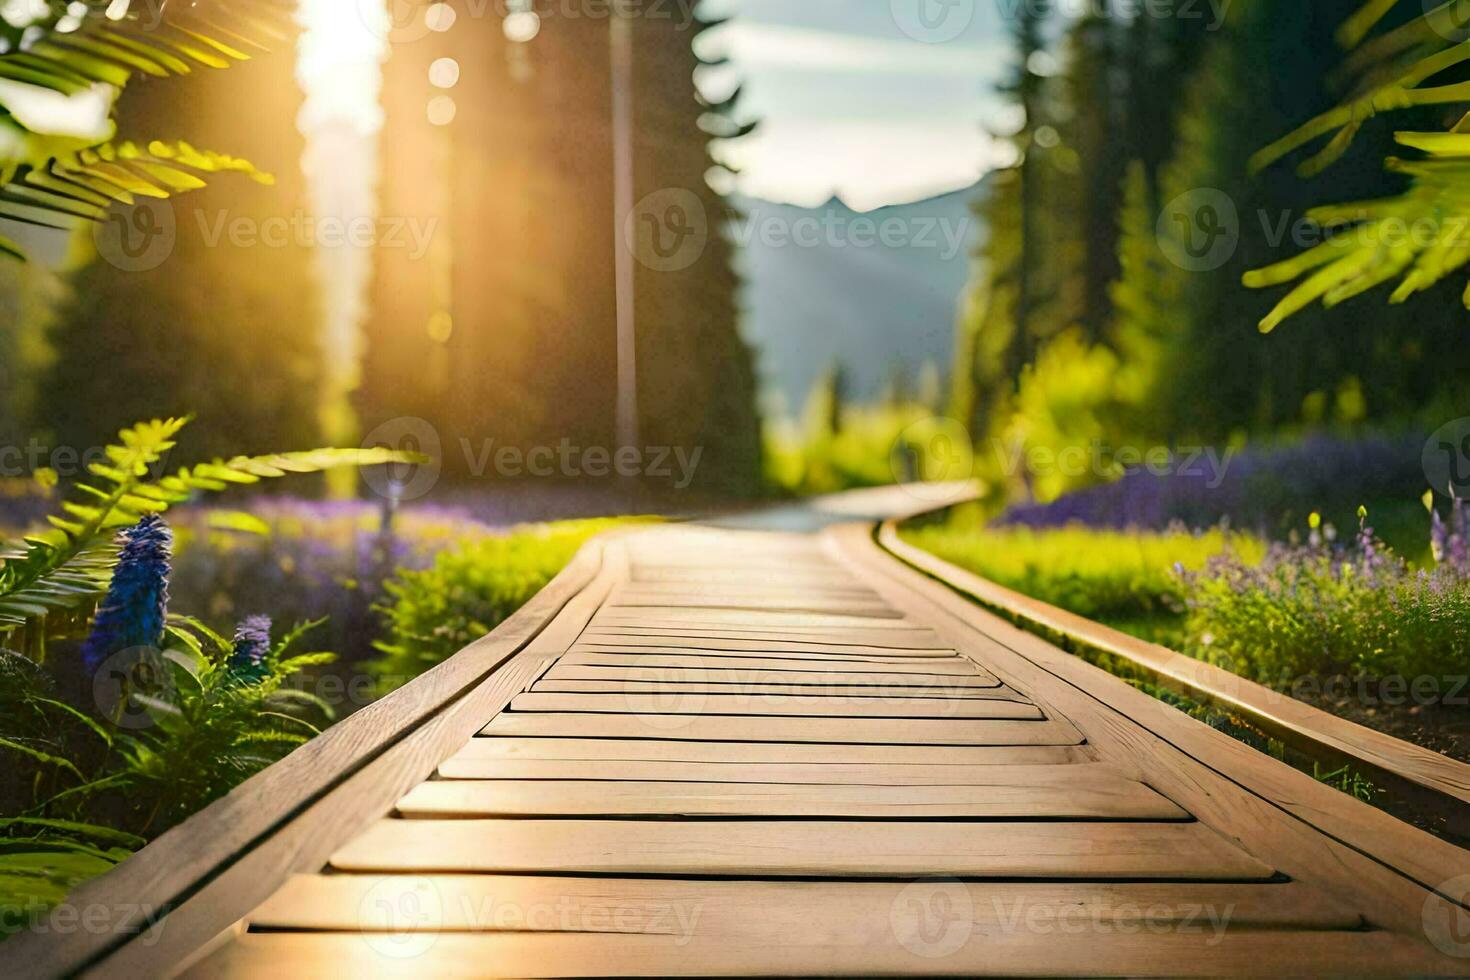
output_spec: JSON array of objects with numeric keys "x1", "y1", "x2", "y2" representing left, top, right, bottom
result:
[
  {"x1": 1247, "y1": 2, "x2": 1470, "y2": 328},
  {"x1": 0, "y1": 1, "x2": 294, "y2": 256}
]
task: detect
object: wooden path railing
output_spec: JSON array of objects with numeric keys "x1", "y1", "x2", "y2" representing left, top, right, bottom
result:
[{"x1": 9, "y1": 511, "x2": 1470, "y2": 977}]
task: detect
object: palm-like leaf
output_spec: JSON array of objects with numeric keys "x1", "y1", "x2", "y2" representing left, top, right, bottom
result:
[
  {"x1": 1246, "y1": 0, "x2": 1470, "y2": 330},
  {"x1": 0, "y1": 0, "x2": 295, "y2": 257}
]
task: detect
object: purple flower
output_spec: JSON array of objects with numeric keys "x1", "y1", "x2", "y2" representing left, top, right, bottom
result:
[
  {"x1": 81, "y1": 515, "x2": 172, "y2": 673},
  {"x1": 228, "y1": 614, "x2": 273, "y2": 681}
]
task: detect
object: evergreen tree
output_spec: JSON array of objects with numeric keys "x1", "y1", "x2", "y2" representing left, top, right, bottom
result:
[
  {"x1": 35, "y1": 49, "x2": 323, "y2": 461},
  {"x1": 359, "y1": 6, "x2": 762, "y2": 495},
  {"x1": 1060, "y1": 11, "x2": 1128, "y2": 344},
  {"x1": 630, "y1": 10, "x2": 763, "y2": 495}
]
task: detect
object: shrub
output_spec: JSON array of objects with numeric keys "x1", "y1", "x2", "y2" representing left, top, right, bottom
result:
[
  {"x1": 1180, "y1": 503, "x2": 1470, "y2": 687},
  {"x1": 369, "y1": 518, "x2": 644, "y2": 689},
  {"x1": 167, "y1": 498, "x2": 506, "y2": 666}
]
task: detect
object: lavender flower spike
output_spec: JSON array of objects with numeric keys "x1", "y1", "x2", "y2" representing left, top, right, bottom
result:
[
  {"x1": 81, "y1": 515, "x2": 173, "y2": 673},
  {"x1": 229, "y1": 614, "x2": 273, "y2": 682}
]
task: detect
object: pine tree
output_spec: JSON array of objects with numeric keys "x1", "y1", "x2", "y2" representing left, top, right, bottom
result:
[
  {"x1": 36, "y1": 48, "x2": 323, "y2": 460},
  {"x1": 1060, "y1": 11, "x2": 1128, "y2": 344},
  {"x1": 629, "y1": 10, "x2": 762, "y2": 495}
]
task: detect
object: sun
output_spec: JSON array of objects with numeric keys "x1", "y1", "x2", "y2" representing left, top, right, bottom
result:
[{"x1": 295, "y1": 0, "x2": 389, "y2": 484}]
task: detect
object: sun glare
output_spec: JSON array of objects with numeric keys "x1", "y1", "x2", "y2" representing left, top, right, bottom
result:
[{"x1": 295, "y1": 0, "x2": 388, "y2": 478}]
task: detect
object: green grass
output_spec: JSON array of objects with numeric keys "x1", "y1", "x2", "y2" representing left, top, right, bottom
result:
[
  {"x1": 368, "y1": 517, "x2": 653, "y2": 690},
  {"x1": 899, "y1": 521, "x2": 1265, "y2": 626}
]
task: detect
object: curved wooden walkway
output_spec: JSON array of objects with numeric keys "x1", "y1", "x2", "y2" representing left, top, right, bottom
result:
[{"x1": 14, "y1": 501, "x2": 1470, "y2": 977}]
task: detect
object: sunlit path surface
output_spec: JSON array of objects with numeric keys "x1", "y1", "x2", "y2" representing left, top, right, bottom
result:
[{"x1": 20, "y1": 491, "x2": 1468, "y2": 977}]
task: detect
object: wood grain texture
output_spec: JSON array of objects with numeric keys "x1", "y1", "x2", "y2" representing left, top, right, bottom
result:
[
  {"x1": 330, "y1": 819, "x2": 1276, "y2": 879},
  {"x1": 434, "y1": 758, "x2": 1117, "y2": 785},
  {"x1": 575, "y1": 635, "x2": 958, "y2": 656},
  {"x1": 531, "y1": 678, "x2": 1003, "y2": 698},
  {"x1": 449, "y1": 737, "x2": 1097, "y2": 766},
  {"x1": 394, "y1": 776, "x2": 1186, "y2": 819},
  {"x1": 245, "y1": 874, "x2": 1367, "y2": 934},
  {"x1": 542, "y1": 663, "x2": 1000, "y2": 687},
  {"x1": 480, "y1": 712, "x2": 1075, "y2": 745},
  {"x1": 561, "y1": 652, "x2": 987, "y2": 675},
  {"x1": 506, "y1": 691, "x2": 1043, "y2": 719},
  {"x1": 182, "y1": 930, "x2": 1451, "y2": 979},
  {"x1": 583, "y1": 625, "x2": 948, "y2": 649}
]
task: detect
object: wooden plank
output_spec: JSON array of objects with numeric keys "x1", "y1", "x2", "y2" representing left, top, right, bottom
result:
[
  {"x1": 175, "y1": 931, "x2": 1459, "y2": 979},
  {"x1": 543, "y1": 663, "x2": 1002, "y2": 688},
  {"x1": 604, "y1": 593, "x2": 905, "y2": 618},
  {"x1": 248, "y1": 874, "x2": 1367, "y2": 935},
  {"x1": 532, "y1": 679, "x2": 1003, "y2": 698},
  {"x1": 434, "y1": 758, "x2": 1116, "y2": 786},
  {"x1": 586, "y1": 624, "x2": 948, "y2": 648},
  {"x1": 571, "y1": 644, "x2": 963, "y2": 663},
  {"x1": 330, "y1": 819, "x2": 1277, "y2": 879},
  {"x1": 590, "y1": 609, "x2": 928, "y2": 630},
  {"x1": 480, "y1": 713, "x2": 1075, "y2": 745},
  {"x1": 615, "y1": 583, "x2": 883, "y2": 600},
  {"x1": 877, "y1": 519, "x2": 1470, "y2": 809},
  {"x1": 395, "y1": 777, "x2": 1187, "y2": 820},
  {"x1": 567, "y1": 643, "x2": 958, "y2": 667},
  {"x1": 451, "y1": 737, "x2": 1097, "y2": 766},
  {"x1": 506, "y1": 692, "x2": 1043, "y2": 719},
  {"x1": 563, "y1": 651, "x2": 983, "y2": 673},
  {"x1": 575, "y1": 639, "x2": 960, "y2": 658}
]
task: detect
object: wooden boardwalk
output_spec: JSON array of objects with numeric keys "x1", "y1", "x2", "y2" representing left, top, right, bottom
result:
[{"x1": 18, "y1": 510, "x2": 1470, "y2": 976}]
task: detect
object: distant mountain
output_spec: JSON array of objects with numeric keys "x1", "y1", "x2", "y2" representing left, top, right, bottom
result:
[{"x1": 730, "y1": 182, "x2": 986, "y2": 414}]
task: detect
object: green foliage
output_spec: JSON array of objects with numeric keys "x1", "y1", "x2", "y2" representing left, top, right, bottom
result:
[
  {"x1": 949, "y1": 0, "x2": 1470, "y2": 511},
  {"x1": 0, "y1": 616, "x2": 330, "y2": 930},
  {"x1": 0, "y1": 418, "x2": 423, "y2": 635},
  {"x1": 369, "y1": 519, "x2": 647, "y2": 689},
  {"x1": 1248, "y1": 1, "x2": 1470, "y2": 328},
  {"x1": 105, "y1": 617, "x2": 335, "y2": 832},
  {"x1": 764, "y1": 400, "x2": 958, "y2": 497},
  {"x1": 900, "y1": 520, "x2": 1264, "y2": 625},
  {"x1": 992, "y1": 329, "x2": 1130, "y2": 504},
  {"x1": 0, "y1": 817, "x2": 140, "y2": 935},
  {"x1": 1180, "y1": 539, "x2": 1470, "y2": 684},
  {"x1": 0, "y1": 0, "x2": 292, "y2": 256}
]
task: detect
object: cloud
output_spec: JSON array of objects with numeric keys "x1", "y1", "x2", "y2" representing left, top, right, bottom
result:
[{"x1": 697, "y1": 20, "x2": 1005, "y2": 77}]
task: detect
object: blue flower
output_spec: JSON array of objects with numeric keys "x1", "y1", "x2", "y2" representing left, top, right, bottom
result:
[
  {"x1": 81, "y1": 515, "x2": 173, "y2": 674},
  {"x1": 229, "y1": 614, "x2": 273, "y2": 682}
]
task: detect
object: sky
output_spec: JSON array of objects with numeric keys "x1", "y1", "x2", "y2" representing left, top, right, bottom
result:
[{"x1": 697, "y1": 0, "x2": 1013, "y2": 211}]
